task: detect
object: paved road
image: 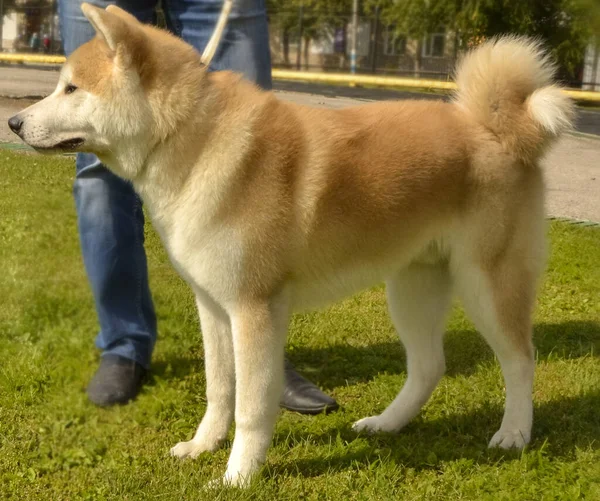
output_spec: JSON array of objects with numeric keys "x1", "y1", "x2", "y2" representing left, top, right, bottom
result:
[{"x1": 1, "y1": 66, "x2": 598, "y2": 221}]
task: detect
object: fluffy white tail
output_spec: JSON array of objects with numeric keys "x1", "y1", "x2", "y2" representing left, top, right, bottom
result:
[{"x1": 453, "y1": 36, "x2": 575, "y2": 162}]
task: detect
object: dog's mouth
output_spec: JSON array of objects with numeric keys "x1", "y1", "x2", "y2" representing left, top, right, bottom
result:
[
  {"x1": 35, "y1": 137, "x2": 85, "y2": 151},
  {"x1": 54, "y1": 137, "x2": 85, "y2": 150}
]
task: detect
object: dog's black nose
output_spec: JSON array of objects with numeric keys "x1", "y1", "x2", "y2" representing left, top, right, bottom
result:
[{"x1": 8, "y1": 115, "x2": 23, "y2": 134}]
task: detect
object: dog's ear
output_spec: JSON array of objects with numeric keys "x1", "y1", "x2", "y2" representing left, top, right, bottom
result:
[
  {"x1": 105, "y1": 5, "x2": 143, "y2": 26},
  {"x1": 81, "y1": 3, "x2": 145, "y2": 67},
  {"x1": 81, "y1": 3, "x2": 128, "y2": 52}
]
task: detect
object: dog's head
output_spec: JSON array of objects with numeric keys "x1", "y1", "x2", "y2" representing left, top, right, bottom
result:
[{"x1": 8, "y1": 3, "x2": 209, "y2": 178}]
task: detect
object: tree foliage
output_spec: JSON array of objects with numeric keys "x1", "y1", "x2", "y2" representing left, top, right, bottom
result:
[
  {"x1": 267, "y1": 0, "x2": 354, "y2": 66},
  {"x1": 267, "y1": 0, "x2": 353, "y2": 38},
  {"x1": 363, "y1": 0, "x2": 598, "y2": 81},
  {"x1": 266, "y1": 0, "x2": 598, "y2": 80}
]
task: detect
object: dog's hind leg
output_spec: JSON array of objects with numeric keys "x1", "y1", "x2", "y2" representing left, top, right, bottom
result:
[
  {"x1": 453, "y1": 256, "x2": 538, "y2": 449},
  {"x1": 170, "y1": 296, "x2": 235, "y2": 459},
  {"x1": 353, "y1": 263, "x2": 452, "y2": 434}
]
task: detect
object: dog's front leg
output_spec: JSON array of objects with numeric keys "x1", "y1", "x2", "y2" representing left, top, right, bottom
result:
[
  {"x1": 170, "y1": 296, "x2": 234, "y2": 458},
  {"x1": 222, "y1": 296, "x2": 289, "y2": 488}
]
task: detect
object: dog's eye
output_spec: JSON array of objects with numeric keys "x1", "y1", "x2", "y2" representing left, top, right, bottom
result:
[{"x1": 65, "y1": 84, "x2": 78, "y2": 95}]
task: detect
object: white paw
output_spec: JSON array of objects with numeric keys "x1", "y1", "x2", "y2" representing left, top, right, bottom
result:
[
  {"x1": 203, "y1": 470, "x2": 252, "y2": 490},
  {"x1": 352, "y1": 415, "x2": 390, "y2": 434},
  {"x1": 170, "y1": 439, "x2": 215, "y2": 459},
  {"x1": 488, "y1": 429, "x2": 530, "y2": 450},
  {"x1": 222, "y1": 470, "x2": 251, "y2": 489}
]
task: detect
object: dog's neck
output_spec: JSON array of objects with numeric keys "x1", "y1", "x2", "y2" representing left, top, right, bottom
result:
[{"x1": 127, "y1": 72, "x2": 271, "y2": 230}]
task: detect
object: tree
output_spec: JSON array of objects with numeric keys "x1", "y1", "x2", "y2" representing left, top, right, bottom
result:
[
  {"x1": 372, "y1": 0, "x2": 599, "y2": 83},
  {"x1": 476, "y1": 0, "x2": 599, "y2": 82},
  {"x1": 266, "y1": 0, "x2": 299, "y2": 65},
  {"x1": 267, "y1": 0, "x2": 353, "y2": 68}
]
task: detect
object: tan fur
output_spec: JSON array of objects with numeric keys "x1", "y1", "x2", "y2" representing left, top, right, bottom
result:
[{"x1": 10, "y1": 4, "x2": 575, "y2": 488}]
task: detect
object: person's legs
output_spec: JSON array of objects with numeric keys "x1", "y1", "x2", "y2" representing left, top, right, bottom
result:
[
  {"x1": 59, "y1": 0, "x2": 158, "y2": 404},
  {"x1": 162, "y1": 0, "x2": 272, "y2": 89},
  {"x1": 72, "y1": 155, "x2": 157, "y2": 369}
]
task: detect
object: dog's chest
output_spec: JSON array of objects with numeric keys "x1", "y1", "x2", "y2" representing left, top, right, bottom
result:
[{"x1": 153, "y1": 216, "x2": 243, "y2": 303}]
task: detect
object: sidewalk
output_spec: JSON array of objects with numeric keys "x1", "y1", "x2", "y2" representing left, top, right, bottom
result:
[{"x1": 1, "y1": 66, "x2": 598, "y2": 222}]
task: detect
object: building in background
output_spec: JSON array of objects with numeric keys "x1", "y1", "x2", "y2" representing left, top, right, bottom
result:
[
  {"x1": 1, "y1": 12, "x2": 18, "y2": 50},
  {"x1": 1, "y1": 0, "x2": 60, "y2": 53},
  {"x1": 269, "y1": 15, "x2": 458, "y2": 81},
  {"x1": 583, "y1": 41, "x2": 600, "y2": 91}
]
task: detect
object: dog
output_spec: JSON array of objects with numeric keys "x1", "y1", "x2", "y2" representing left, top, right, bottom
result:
[{"x1": 9, "y1": 2, "x2": 574, "y2": 487}]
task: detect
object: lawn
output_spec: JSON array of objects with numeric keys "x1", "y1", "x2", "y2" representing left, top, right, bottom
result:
[{"x1": 0, "y1": 150, "x2": 598, "y2": 500}]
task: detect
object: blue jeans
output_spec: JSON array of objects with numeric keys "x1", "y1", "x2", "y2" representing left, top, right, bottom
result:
[{"x1": 58, "y1": 0, "x2": 272, "y2": 369}]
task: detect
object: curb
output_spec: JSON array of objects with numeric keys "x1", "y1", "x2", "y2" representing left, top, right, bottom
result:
[
  {"x1": 272, "y1": 69, "x2": 457, "y2": 92},
  {"x1": 567, "y1": 130, "x2": 600, "y2": 141},
  {"x1": 0, "y1": 54, "x2": 65, "y2": 64},
  {"x1": 547, "y1": 216, "x2": 600, "y2": 228},
  {"x1": 0, "y1": 94, "x2": 50, "y2": 100},
  {"x1": 0, "y1": 140, "x2": 75, "y2": 156}
]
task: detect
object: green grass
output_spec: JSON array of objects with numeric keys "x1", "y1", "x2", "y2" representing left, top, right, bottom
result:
[{"x1": 0, "y1": 150, "x2": 599, "y2": 500}]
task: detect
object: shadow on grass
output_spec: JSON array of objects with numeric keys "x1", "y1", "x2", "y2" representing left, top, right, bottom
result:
[
  {"x1": 267, "y1": 320, "x2": 599, "y2": 478},
  {"x1": 281, "y1": 320, "x2": 600, "y2": 391},
  {"x1": 271, "y1": 390, "x2": 600, "y2": 479},
  {"x1": 145, "y1": 320, "x2": 598, "y2": 478},
  {"x1": 147, "y1": 357, "x2": 200, "y2": 386},
  {"x1": 149, "y1": 320, "x2": 598, "y2": 390}
]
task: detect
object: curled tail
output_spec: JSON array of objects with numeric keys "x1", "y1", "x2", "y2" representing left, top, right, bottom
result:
[{"x1": 453, "y1": 36, "x2": 575, "y2": 162}]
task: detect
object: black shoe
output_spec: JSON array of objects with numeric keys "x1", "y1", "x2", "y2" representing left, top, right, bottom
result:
[
  {"x1": 87, "y1": 354, "x2": 146, "y2": 407},
  {"x1": 280, "y1": 359, "x2": 339, "y2": 415}
]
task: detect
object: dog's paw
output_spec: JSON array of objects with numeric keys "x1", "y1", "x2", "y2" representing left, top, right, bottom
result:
[
  {"x1": 488, "y1": 429, "x2": 530, "y2": 450},
  {"x1": 222, "y1": 469, "x2": 253, "y2": 489},
  {"x1": 203, "y1": 471, "x2": 251, "y2": 490},
  {"x1": 352, "y1": 415, "x2": 389, "y2": 434},
  {"x1": 170, "y1": 439, "x2": 214, "y2": 459}
]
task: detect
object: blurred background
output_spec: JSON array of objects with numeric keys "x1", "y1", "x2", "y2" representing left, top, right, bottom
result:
[{"x1": 0, "y1": 0, "x2": 599, "y2": 89}]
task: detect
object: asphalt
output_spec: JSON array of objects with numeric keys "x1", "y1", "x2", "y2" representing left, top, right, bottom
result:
[{"x1": 1, "y1": 66, "x2": 598, "y2": 222}]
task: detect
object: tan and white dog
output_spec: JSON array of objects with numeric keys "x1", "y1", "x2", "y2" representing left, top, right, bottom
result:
[{"x1": 9, "y1": 2, "x2": 574, "y2": 487}]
